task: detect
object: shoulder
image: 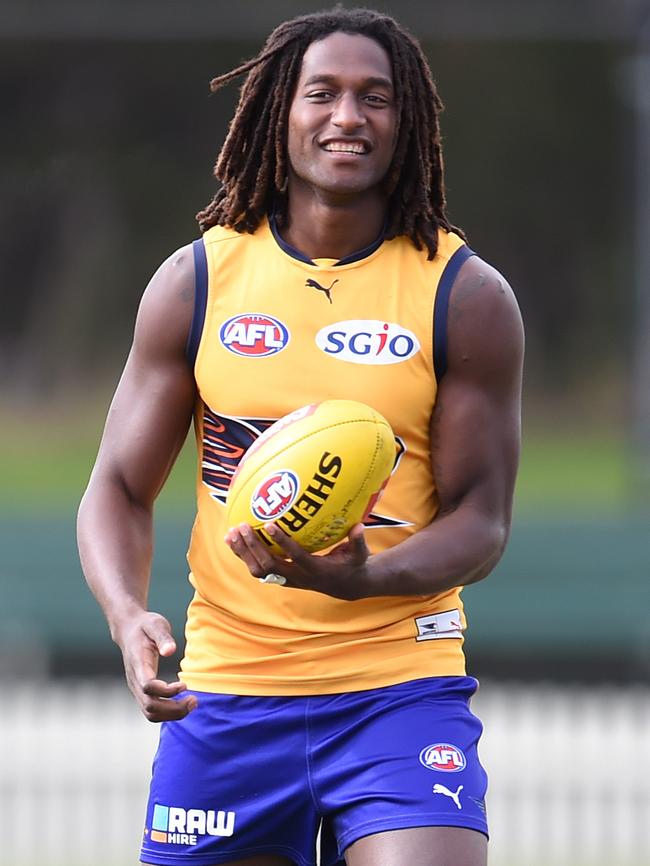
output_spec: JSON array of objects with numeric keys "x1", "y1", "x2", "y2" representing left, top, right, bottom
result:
[
  {"x1": 133, "y1": 243, "x2": 197, "y2": 359},
  {"x1": 446, "y1": 254, "x2": 524, "y2": 382}
]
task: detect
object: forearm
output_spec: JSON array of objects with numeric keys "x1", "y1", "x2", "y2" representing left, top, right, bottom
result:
[
  {"x1": 77, "y1": 478, "x2": 154, "y2": 644},
  {"x1": 77, "y1": 475, "x2": 197, "y2": 721},
  {"x1": 365, "y1": 506, "x2": 508, "y2": 597}
]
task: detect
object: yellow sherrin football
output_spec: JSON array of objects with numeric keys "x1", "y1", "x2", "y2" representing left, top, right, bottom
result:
[{"x1": 226, "y1": 399, "x2": 396, "y2": 553}]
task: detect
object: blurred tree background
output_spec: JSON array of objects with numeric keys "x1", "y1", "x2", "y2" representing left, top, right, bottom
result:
[{"x1": 1, "y1": 0, "x2": 648, "y2": 682}]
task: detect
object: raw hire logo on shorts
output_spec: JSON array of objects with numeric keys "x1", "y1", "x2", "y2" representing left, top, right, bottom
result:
[
  {"x1": 148, "y1": 804, "x2": 236, "y2": 846},
  {"x1": 419, "y1": 743, "x2": 466, "y2": 772}
]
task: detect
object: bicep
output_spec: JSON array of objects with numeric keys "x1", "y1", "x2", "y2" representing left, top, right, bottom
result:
[
  {"x1": 431, "y1": 256, "x2": 524, "y2": 522},
  {"x1": 89, "y1": 246, "x2": 198, "y2": 506}
]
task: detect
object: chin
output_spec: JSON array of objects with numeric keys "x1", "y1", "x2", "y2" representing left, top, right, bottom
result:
[
  {"x1": 318, "y1": 175, "x2": 380, "y2": 198},
  {"x1": 290, "y1": 167, "x2": 383, "y2": 201}
]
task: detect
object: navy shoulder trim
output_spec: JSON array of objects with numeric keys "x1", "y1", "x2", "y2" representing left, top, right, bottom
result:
[
  {"x1": 433, "y1": 245, "x2": 476, "y2": 382},
  {"x1": 186, "y1": 238, "x2": 209, "y2": 368}
]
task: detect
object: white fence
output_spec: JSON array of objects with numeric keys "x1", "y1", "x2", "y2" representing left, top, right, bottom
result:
[{"x1": 1, "y1": 681, "x2": 649, "y2": 866}]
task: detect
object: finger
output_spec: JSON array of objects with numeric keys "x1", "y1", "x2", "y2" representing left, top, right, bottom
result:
[
  {"x1": 140, "y1": 692, "x2": 199, "y2": 723},
  {"x1": 142, "y1": 616, "x2": 176, "y2": 657},
  {"x1": 128, "y1": 641, "x2": 162, "y2": 686},
  {"x1": 142, "y1": 678, "x2": 188, "y2": 698},
  {"x1": 233, "y1": 524, "x2": 282, "y2": 578},
  {"x1": 264, "y1": 523, "x2": 311, "y2": 563},
  {"x1": 347, "y1": 523, "x2": 370, "y2": 562}
]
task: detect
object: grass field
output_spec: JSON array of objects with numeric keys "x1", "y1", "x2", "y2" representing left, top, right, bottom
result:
[{"x1": 0, "y1": 408, "x2": 637, "y2": 515}]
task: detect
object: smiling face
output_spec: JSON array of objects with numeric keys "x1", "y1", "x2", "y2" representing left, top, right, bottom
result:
[{"x1": 286, "y1": 31, "x2": 398, "y2": 202}]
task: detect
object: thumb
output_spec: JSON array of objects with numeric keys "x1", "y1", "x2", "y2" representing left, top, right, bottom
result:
[
  {"x1": 348, "y1": 523, "x2": 369, "y2": 562},
  {"x1": 143, "y1": 615, "x2": 176, "y2": 656}
]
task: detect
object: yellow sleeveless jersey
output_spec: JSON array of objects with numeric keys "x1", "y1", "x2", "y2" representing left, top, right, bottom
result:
[{"x1": 180, "y1": 216, "x2": 475, "y2": 695}]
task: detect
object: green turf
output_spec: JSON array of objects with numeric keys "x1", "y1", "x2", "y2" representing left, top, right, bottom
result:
[
  {"x1": 0, "y1": 415, "x2": 196, "y2": 513},
  {"x1": 0, "y1": 417, "x2": 635, "y2": 515},
  {"x1": 515, "y1": 433, "x2": 632, "y2": 513}
]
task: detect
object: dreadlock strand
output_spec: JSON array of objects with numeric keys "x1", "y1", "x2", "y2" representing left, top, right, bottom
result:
[
  {"x1": 207, "y1": 21, "x2": 310, "y2": 94},
  {"x1": 264, "y1": 54, "x2": 308, "y2": 219},
  {"x1": 382, "y1": 38, "x2": 411, "y2": 195},
  {"x1": 252, "y1": 51, "x2": 301, "y2": 215},
  {"x1": 215, "y1": 65, "x2": 271, "y2": 182}
]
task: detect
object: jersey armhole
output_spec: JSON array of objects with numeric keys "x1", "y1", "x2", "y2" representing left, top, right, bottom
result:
[
  {"x1": 433, "y1": 245, "x2": 476, "y2": 382},
  {"x1": 186, "y1": 238, "x2": 209, "y2": 368}
]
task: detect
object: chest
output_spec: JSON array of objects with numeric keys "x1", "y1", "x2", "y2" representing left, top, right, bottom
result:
[{"x1": 195, "y1": 239, "x2": 440, "y2": 438}]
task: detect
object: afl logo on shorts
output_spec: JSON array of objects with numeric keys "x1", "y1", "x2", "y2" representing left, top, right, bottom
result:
[
  {"x1": 251, "y1": 470, "x2": 299, "y2": 520},
  {"x1": 419, "y1": 743, "x2": 467, "y2": 772},
  {"x1": 220, "y1": 313, "x2": 290, "y2": 358},
  {"x1": 315, "y1": 320, "x2": 420, "y2": 365}
]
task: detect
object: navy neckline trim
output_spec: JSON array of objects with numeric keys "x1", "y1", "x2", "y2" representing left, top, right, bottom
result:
[
  {"x1": 433, "y1": 245, "x2": 476, "y2": 382},
  {"x1": 269, "y1": 213, "x2": 385, "y2": 266},
  {"x1": 186, "y1": 238, "x2": 209, "y2": 367}
]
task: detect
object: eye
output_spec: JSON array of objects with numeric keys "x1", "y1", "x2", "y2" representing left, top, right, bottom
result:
[
  {"x1": 306, "y1": 90, "x2": 334, "y2": 101},
  {"x1": 364, "y1": 94, "x2": 390, "y2": 106}
]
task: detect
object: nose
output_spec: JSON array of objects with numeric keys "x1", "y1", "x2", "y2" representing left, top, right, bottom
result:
[{"x1": 331, "y1": 92, "x2": 366, "y2": 131}]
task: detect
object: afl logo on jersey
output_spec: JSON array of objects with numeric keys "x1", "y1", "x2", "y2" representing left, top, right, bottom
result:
[
  {"x1": 419, "y1": 744, "x2": 467, "y2": 773},
  {"x1": 315, "y1": 320, "x2": 420, "y2": 365},
  {"x1": 251, "y1": 470, "x2": 299, "y2": 521},
  {"x1": 220, "y1": 313, "x2": 290, "y2": 358}
]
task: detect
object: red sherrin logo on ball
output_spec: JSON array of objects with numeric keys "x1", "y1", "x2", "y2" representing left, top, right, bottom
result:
[
  {"x1": 419, "y1": 743, "x2": 467, "y2": 772},
  {"x1": 251, "y1": 470, "x2": 299, "y2": 521}
]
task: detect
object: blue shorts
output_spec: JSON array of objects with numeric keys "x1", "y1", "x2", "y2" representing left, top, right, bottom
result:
[{"x1": 140, "y1": 676, "x2": 488, "y2": 866}]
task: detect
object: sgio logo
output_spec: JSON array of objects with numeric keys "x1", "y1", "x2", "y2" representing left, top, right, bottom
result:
[
  {"x1": 419, "y1": 743, "x2": 467, "y2": 772},
  {"x1": 316, "y1": 320, "x2": 420, "y2": 365},
  {"x1": 220, "y1": 313, "x2": 290, "y2": 357},
  {"x1": 251, "y1": 470, "x2": 299, "y2": 520}
]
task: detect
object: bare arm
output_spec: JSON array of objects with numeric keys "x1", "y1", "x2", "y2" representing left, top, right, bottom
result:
[
  {"x1": 226, "y1": 255, "x2": 524, "y2": 599},
  {"x1": 77, "y1": 245, "x2": 198, "y2": 719},
  {"x1": 361, "y1": 255, "x2": 524, "y2": 593}
]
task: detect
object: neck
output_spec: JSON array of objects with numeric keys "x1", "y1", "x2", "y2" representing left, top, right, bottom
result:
[{"x1": 282, "y1": 183, "x2": 387, "y2": 261}]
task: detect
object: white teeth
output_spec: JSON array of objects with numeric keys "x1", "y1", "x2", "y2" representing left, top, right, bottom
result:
[{"x1": 323, "y1": 142, "x2": 366, "y2": 154}]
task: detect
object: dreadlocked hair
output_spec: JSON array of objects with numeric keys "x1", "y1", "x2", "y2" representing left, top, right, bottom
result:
[{"x1": 196, "y1": 6, "x2": 465, "y2": 259}]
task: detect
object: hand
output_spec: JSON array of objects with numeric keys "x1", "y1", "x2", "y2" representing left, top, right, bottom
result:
[
  {"x1": 224, "y1": 522, "x2": 371, "y2": 600},
  {"x1": 114, "y1": 611, "x2": 198, "y2": 722}
]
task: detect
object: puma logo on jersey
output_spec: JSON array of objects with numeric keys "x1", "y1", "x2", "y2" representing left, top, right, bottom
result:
[
  {"x1": 306, "y1": 278, "x2": 338, "y2": 303},
  {"x1": 432, "y1": 784, "x2": 463, "y2": 810}
]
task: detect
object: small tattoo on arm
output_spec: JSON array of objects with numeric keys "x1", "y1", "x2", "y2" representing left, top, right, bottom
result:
[{"x1": 180, "y1": 285, "x2": 194, "y2": 303}]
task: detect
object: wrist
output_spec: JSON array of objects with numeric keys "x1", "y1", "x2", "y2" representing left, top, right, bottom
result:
[
  {"x1": 108, "y1": 600, "x2": 148, "y2": 648},
  {"x1": 358, "y1": 550, "x2": 404, "y2": 598},
  {"x1": 353, "y1": 554, "x2": 387, "y2": 599}
]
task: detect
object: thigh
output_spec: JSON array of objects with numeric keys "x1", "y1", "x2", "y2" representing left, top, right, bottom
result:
[
  {"x1": 345, "y1": 826, "x2": 487, "y2": 866},
  {"x1": 140, "y1": 691, "x2": 320, "y2": 866}
]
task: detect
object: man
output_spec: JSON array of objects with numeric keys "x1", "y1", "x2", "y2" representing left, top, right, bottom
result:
[{"x1": 77, "y1": 8, "x2": 523, "y2": 866}]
